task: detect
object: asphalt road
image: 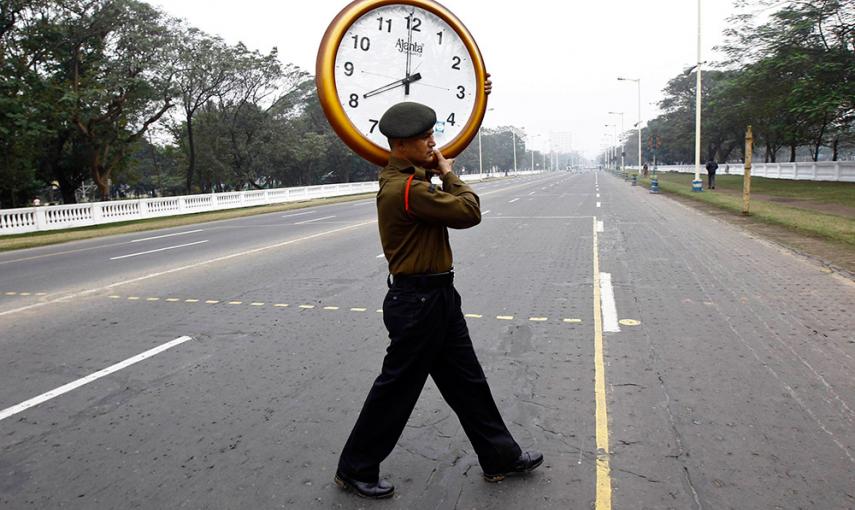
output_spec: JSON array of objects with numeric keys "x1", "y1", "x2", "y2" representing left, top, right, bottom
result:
[{"x1": 1, "y1": 171, "x2": 853, "y2": 509}]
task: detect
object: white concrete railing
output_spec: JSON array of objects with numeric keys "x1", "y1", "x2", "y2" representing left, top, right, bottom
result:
[
  {"x1": 624, "y1": 161, "x2": 855, "y2": 182},
  {"x1": 0, "y1": 171, "x2": 540, "y2": 236}
]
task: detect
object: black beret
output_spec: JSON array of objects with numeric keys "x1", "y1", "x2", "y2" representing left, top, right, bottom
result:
[{"x1": 379, "y1": 102, "x2": 437, "y2": 139}]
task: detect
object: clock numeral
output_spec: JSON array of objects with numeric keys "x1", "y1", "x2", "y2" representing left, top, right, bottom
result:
[
  {"x1": 349, "y1": 94, "x2": 359, "y2": 108},
  {"x1": 369, "y1": 119, "x2": 379, "y2": 133},
  {"x1": 451, "y1": 56, "x2": 461, "y2": 70},
  {"x1": 344, "y1": 62, "x2": 354, "y2": 76},
  {"x1": 405, "y1": 14, "x2": 422, "y2": 32},
  {"x1": 456, "y1": 86, "x2": 465, "y2": 99},
  {"x1": 446, "y1": 113, "x2": 456, "y2": 126},
  {"x1": 437, "y1": 31, "x2": 443, "y2": 45},
  {"x1": 376, "y1": 17, "x2": 392, "y2": 32},
  {"x1": 351, "y1": 35, "x2": 371, "y2": 51}
]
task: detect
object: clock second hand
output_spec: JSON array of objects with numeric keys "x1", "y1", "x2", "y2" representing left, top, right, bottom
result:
[
  {"x1": 363, "y1": 73, "x2": 422, "y2": 99},
  {"x1": 405, "y1": 9, "x2": 414, "y2": 95}
]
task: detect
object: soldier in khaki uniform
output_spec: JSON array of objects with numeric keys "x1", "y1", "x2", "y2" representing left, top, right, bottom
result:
[{"x1": 335, "y1": 99, "x2": 543, "y2": 499}]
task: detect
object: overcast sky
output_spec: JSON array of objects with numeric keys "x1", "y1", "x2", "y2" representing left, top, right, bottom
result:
[{"x1": 152, "y1": 0, "x2": 740, "y2": 157}]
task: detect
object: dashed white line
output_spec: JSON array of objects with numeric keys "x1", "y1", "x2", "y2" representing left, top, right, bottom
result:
[
  {"x1": 509, "y1": 198, "x2": 520, "y2": 203},
  {"x1": 295, "y1": 215, "x2": 336, "y2": 225},
  {"x1": 596, "y1": 202, "x2": 601, "y2": 208},
  {"x1": 376, "y1": 253, "x2": 385, "y2": 258},
  {"x1": 109, "y1": 240, "x2": 209, "y2": 260},
  {"x1": 482, "y1": 210, "x2": 491, "y2": 215},
  {"x1": 0, "y1": 336, "x2": 193, "y2": 422},
  {"x1": 600, "y1": 272, "x2": 620, "y2": 333},
  {"x1": 596, "y1": 220, "x2": 604, "y2": 232},
  {"x1": 130, "y1": 229, "x2": 204, "y2": 243},
  {"x1": 281, "y1": 211, "x2": 316, "y2": 219}
]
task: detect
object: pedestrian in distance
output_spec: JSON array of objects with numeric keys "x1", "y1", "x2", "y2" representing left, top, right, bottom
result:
[
  {"x1": 705, "y1": 159, "x2": 718, "y2": 189},
  {"x1": 335, "y1": 83, "x2": 543, "y2": 500}
]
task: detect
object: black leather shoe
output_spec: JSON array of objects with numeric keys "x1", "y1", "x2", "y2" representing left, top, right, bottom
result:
[
  {"x1": 483, "y1": 451, "x2": 544, "y2": 482},
  {"x1": 334, "y1": 471, "x2": 395, "y2": 499}
]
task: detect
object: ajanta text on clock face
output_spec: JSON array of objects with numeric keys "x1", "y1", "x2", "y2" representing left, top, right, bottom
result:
[{"x1": 334, "y1": 5, "x2": 478, "y2": 150}]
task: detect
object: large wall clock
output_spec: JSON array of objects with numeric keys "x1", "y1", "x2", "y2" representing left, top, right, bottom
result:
[{"x1": 316, "y1": 0, "x2": 488, "y2": 166}]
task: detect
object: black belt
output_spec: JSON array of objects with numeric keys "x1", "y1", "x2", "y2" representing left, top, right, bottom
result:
[{"x1": 388, "y1": 271, "x2": 454, "y2": 289}]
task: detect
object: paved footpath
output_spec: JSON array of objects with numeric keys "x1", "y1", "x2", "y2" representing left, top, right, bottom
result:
[{"x1": 0, "y1": 171, "x2": 852, "y2": 509}]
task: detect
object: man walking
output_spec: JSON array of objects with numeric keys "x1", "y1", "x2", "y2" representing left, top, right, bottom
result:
[
  {"x1": 335, "y1": 101, "x2": 543, "y2": 499},
  {"x1": 705, "y1": 159, "x2": 718, "y2": 189}
]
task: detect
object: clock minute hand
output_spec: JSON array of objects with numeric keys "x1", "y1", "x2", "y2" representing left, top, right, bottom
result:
[
  {"x1": 363, "y1": 73, "x2": 422, "y2": 99},
  {"x1": 405, "y1": 10, "x2": 414, "y2": 95}
]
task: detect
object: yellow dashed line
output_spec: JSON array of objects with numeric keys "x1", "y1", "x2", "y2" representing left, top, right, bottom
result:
[
  {"x1": 464, "y1": 313, "x2": 482, "y2": 318},
  {"x1": 146, "y1": 297, "x2": 160, "y2": 301},
  {"x1": 19, "y1": 292, "x2": 31, "y2": 296},
  {"x1": 619, "y1": 319, "x2": 641, "y2": 326},
  {"x1": 109, "y1": 295, "x2": 121, "y2": 299},
  {"x1": 228, "y1": 301, "x2": 242, "y2": 305},
  {"x1": 128, "y1": 296, "x2": 140, "y2": 301},
  {"x1": 529, "y1": 317, "x2": 548, "y2": 322},
  {"x1": 250, "y1": 302, "x2": 265, "y2": 306},
  {"x1": 166, "y1": 298, "x2": 180, "y2": 302},
  {"x1": 274, "y1": 303, "x2": 289, "y2": 308},
  {"x1": 206, "y1": 300, "x2": 220, "y2": 304},
  {"x1": 497, "y1": 315, "x2": 514, "y2": 320},
  {"x1": 350, "y1": 307, "x2": 367, "y2": 312},
  {"x1": 323, "y1": 306, "x2": 339, "y2": 310},
  {"x1": 4, "y1": 292, "x2": 17, "y2": 295},
  {"x1": 185, "y1": 299, "x2": 199, "y2": 303},
  {"x1": 563, "y1": 318, "x2": 582, "y2": 324},
  {"x1": 299, "y1": 305, "x2": 315, "y2": 309}
]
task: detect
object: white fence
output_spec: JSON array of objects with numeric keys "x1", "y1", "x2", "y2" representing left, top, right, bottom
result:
[
  {"x1": 0, "y1": 171, "x2": 540, "y2": 236},
  {"x1": 627, "y1": 161, "x2": 855, "y2": 182}
]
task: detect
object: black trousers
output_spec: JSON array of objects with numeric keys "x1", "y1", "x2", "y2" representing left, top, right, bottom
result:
[
  {"x1": 338, "y1": 281, "x2": 521, "y2": 482},
  {"x1": 708, "y1": 172, "x2": 716, "y2": 188}
]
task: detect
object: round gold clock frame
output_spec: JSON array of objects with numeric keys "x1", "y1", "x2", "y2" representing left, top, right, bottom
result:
[{"x1": 316, "y1": 0, "x2": 488, "y2": 166}]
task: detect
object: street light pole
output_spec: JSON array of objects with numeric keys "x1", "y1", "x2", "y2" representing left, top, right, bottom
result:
[
  {"x1": 617, "y1": 77, "x2": 642, "y2": 172},
  {"x1": 608, "y1": 111, "x2": 624, "y2": 174},
  {"x1": 512, "y1": 130, "x2": 517, "y2": 172},
  {"x1": 693, "y1": 0, "x2": 703, "y2": 190}
]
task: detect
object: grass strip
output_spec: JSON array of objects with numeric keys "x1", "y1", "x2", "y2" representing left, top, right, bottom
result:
[
  {"x1": 0, "y1": 193, "x2": 375, "y2": 252},
  {"x1": 639, "y1": 173, "x2": 854, "y2": 246}
]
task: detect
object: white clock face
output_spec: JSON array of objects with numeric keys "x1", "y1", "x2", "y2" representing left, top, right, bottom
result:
[{"x1": 333, "y1": 4, "x2": 478, "y2": 150}]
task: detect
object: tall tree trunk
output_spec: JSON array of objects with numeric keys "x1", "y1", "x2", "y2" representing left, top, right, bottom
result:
[
  {"x1": 765, "y1": 144, "x2": 772, "y2": 163},
  {"x1": 185, "y1": 113, "x2": 196, "y2": 194},
  {"x1": 832, "y1": 135, "x2": 839, "y2": 161},
  {"x1": 789, "y1": 143, "x2": 797, "y2": 162}
]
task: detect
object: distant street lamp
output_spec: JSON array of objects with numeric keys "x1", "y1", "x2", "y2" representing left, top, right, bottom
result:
[
  {"x1": 608, "y1": 111, "x2": 625, "y2": 173},
  {"x1": 617, "y1": 76, "x2": 642, "y2": 173},
  {"x1": 604, "y1": 123, "x2": 617, "y2": 170}
]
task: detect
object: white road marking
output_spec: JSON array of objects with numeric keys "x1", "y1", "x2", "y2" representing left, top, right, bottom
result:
[
  {"x1": 130, "y1": 229, "x2": 204, "y2": 243},
  {"x1": 597, "y1": 220, "x2": 604, "y2": 232},
  {"x1": 596, "y1": 193, "x2": 600, "y2": 198},
  {"x1": 0, "y1": 220, "x2": 377, "y2": 318},
  {"x1": 600, "y1": 272, "x2": 620, "y2": 332},
  {"x1": 376, "y1": 253, "x2": 385, "y2": 258},
  {"x1": 281, "y1": 211, "x2": 316, "y2": 219},
  {"x1": 509, "y1": 198, "x2": 520, "y2": 203},
  {"x1": 109, "y1": 240, "x2": 209, "y2": 260},
  {"x1": 596, "y1": 202, "x2": 601, "y2": 208},
  {"x1": 295, "y1": 215, "x2": 336, "y2": 225},
  {"x1": 529, "y1": 191, "x2": 536, "y2": 195},
  {"x1": 482, "y1": 210, "x2": 491, "y2": 215},
  {"x1": 0, "y1": 336, "x2": 193, "y2": 422}
]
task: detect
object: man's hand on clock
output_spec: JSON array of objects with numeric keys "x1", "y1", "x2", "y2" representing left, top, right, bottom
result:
[{"x1": 363, "y1": 73, "x2": 422, "y2": 99}]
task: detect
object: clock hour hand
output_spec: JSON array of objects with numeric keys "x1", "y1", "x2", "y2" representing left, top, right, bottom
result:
[{"x1": 363, "y1": 73, "x2": 422, "y2": 99}]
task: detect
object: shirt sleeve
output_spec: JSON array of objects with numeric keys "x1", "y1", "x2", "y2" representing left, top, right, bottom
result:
[{"x1": 406, "y1": 172, "x2": 481, "y2": 229}]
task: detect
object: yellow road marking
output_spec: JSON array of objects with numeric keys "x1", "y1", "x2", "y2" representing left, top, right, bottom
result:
[
  {"x1": 464, "y1": 313, "x2": 482, "y2": 318},
  {"x1": 206, "y1": 300, "x2": 220, "y2": 304},
  {"x1": 350, "y1": 307, "x2": 367, "y2": 312},
  {"x1": 146, "y1": 297, "x2": 159, "y2": 301},
  {"x1": 250, "y1": 302, "x2": 265, "y2": 306},
  {"x1": 166, "y1": 298, "x2": 180, "y2": 302},
  {"x1": 19, "y1": 292, "x2": 31, "y2": 296},
  {"x1": 4, "y1": 292, "x2": 16, "y2": 295},
  {"x1": 299, "y1": 305, "x2": 315, "y2": 309},
  {"x1": 592, "y1": 217, "x2": 612, "y2": 509},
  {"x1": 529, "y1": 317, "x2": 548, "y2": 322},
  {"x1": 274, "y1": 303, "x2": 289, "y2": 308},
  {"x1": 128, "y1": 296, "x2": 140, "y2": 300},
  {"x1": 619, "y1": 319, "x2": 640, "y2": 326},
  {"x1": 323, "y1": 306, "x2": 339, "y2": 310},
  {"x1": 228, "y1": 300, "x2": 242, "y2": 305},
  {"x1": 109, "y1": 295, "x2": 120, "y2": 299},
  {"x1": 496, "y1": 315, "x2": 513, "y2": 320}
]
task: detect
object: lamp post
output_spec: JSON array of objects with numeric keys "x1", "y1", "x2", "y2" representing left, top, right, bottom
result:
[
  {"x1": 608, "y1": 111, "x2": 625, "y2": 174},
  {"x1": 617, "y1": 77, "x2": 642, "y2": 173},
  {"x1": 604, "y1": 124, "x2": 617, "y2": 170},
  {"x1": 693, "y1": 0, "x2": 703, "y2": 191}
]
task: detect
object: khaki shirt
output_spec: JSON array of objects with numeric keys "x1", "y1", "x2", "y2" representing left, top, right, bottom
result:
[{"x1": 377, "y1": 157, "x2": 481, "y2": 275}]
